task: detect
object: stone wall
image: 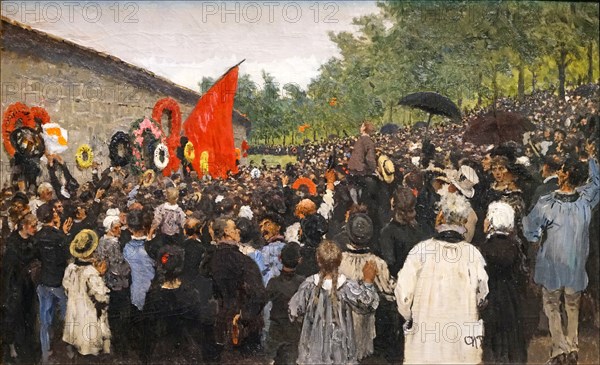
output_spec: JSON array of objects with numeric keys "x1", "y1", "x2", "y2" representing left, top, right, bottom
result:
[{"x1": 0, "y1": 26, "x2": 248, "y2": 184}]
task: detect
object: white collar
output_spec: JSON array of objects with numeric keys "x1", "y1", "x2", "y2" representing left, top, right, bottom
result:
[
  {"x1": 312, "y1": 273, "x2": 347, "y2": 290},
  {"x1": 543, "y1": 175, "x2": 558, "y2": 184},
  {"x1": 163, "y1": 202, "x2": 179, "y2": 210},
  {"x1": 435, "y1": 224, "x2": 467, "y2": 235}
]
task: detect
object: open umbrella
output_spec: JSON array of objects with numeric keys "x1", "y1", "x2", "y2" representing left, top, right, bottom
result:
[
  {"x1": 412, "y1": 121, "x2": 428, "y2": 130},
  {"x1": 398, "y1": 92, "x2": 461, "y2": 129},
  {"x1": 463, "y1": 111, "x2": 535, "y2": 146},
  {"x1": 380, "y1": 123, "x2": 400, "y2": 135},
  {"x1": 573, "y1": 84, "x2": 599, "y2": 98}
]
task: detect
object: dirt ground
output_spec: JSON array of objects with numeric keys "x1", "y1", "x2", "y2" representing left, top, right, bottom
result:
[{"x1": 39, "y1": 324, "x2": 599, "y2": 365}]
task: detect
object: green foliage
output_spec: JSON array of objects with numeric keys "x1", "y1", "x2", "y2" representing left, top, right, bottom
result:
[{"x1": 204, "y1": 1, "x2": 599, "y2": 144}]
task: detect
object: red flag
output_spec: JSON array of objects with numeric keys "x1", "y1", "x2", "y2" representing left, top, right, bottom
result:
[{"x1": 183, "y1": 65, "x2": 240, "y2": 179}]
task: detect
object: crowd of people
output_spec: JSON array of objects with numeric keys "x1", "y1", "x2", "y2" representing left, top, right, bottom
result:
[{"x1": 1, "y1": 85, "x2": 599, "y2": 365}]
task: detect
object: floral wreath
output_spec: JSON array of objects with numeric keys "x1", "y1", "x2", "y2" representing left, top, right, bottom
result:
[
  {"x1": 142, "y1": 169, "x2": 156, "y2": 187},
  {"x1": 153, "y1": 143, "x2": 169, "y2": 171},
  {"x1": 109, "y1": 131, "x2": 132, "y2": 167},
  {"x1": 30, "y1": 106, "x2": 51, "y2": 127},
  {"x1": 292, "y1": 177, "x2": 317, "y2": 196},
  {"x1": 129, "y1": 117, "x2": 165, "y2": 174},
  {"x1": 2, "y1": 102, "x2": 34, "y2": 156},
  {"x1": 184, "y1": 141, "x2": 195, "y2": 163},
  {"x1": 152, "y1": 98, "x2": 182, "y2": 176},
  {"x1": 75, "y1": 144, "x2": 94, "y2": 169}
]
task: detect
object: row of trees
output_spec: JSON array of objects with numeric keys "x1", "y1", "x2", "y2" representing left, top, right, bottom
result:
[{"x1": 201, "y1": 1, "x2": 599, "y2": 145}]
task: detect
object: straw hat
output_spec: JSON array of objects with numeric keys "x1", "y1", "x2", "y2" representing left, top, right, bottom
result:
[
  {"x1": 70, "y1": 229, "x2": 99, "y2": 259},
  {"x1": 377, "y1": 155, "x2": 395, "y2": 183}
]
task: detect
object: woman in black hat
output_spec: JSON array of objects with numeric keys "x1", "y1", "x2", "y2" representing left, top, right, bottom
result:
[
  {"x1": 139, "y1": 244, "x2": 217, "y2": 364},
  {"x1": 338, "y1": 212, "x2": 395, "y2": 361},
  {"x1": 296, "y1": 214, "x2": 329, "y2": 277}
]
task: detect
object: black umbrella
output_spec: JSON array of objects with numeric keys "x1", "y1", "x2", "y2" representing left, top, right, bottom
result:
[
  {"x1": 464, "y1": 111, "x2": 535, "y2": 146},
  {"x1": 573, "y1": 84, "x2": 599, "y2": 98},
  {"x1": 380, "y1": 123, "x2": 400, "y2": 135},
  {"x1": 398, "y1": 92, "x2": 461, "y2": 129},
  {"x1": 412, "y1": 121, "x2": 428, "y2": 130}
]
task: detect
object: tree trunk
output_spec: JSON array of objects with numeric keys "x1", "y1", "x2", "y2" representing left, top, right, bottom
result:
[
  {"x1": 291, "y1": 132, "x2": 295, "y2": 145},
  {"x1": 477, "y1": 72, "x2": 483, "y2": 106},
  {"x1": 282, "y1": 135, "x2": 286, "y2": 146},
  {"x1": 518, "y1": 63, "x2": 525, "y2": 101},
  {"x1": 557, "y1": 47, "x2": 567, "y2": 100},
  {"x1": 492, "y1": 69, "x2": 498, "y2": 115},
  {"x1": 531, "y1": 70, "x2": 537, "y2": 93},
  {"x1": 388, "y1": 101, "x2": 393, "y2": 123},
  {"x1": 588, "y1": 41, "x2": 594, "y2": 84},
  {"x1": 313, "y1": 130, "x2": 317, "y2": 142}
]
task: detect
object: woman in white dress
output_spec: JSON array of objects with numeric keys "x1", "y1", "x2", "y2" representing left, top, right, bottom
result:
[{"x1": 62, "y1": 229, "x2": 111, "y2": 356}]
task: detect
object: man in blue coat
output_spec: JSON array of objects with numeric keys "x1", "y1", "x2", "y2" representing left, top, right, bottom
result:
[{"x1": 524, "y1": 156, "x2": 599, "y2": 365}]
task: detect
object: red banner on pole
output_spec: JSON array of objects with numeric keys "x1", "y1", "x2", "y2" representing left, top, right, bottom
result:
[{"x1": 183, "y1": 65, "x2": 239, "y2": 179}]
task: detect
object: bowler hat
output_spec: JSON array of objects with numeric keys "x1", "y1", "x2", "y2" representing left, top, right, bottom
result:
[{"x1": 346, "y1": 213, "x2": 373, "y2": 246}]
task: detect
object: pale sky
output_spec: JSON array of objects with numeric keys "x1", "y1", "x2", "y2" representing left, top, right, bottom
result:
[{"x1": 2, "y1": 1, "x2": 380, "y2": 91}]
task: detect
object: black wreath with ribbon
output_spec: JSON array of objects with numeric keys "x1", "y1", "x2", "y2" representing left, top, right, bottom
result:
[
  {"x1": 10, "y1": 127, "x2": 45, "y2": 159},
  {"x1": 109, "y1": 131, "x2": 132, "y2": 167},
  {"x1": 9, "y1": 127, "x2": 45, "y2": 186}
]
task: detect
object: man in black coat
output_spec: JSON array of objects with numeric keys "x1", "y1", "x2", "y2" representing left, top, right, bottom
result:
[
  {"x1": 201, "y1": 217, "x2": 267, "y2": 355},
  {"x1": 68, "y1": 188, "x2": 105, "y2": 238},
  {"x1": 528, "y1": 154, "x2": 561, "y2": 213},
  {"x1": 2, "y1": 213, "x2": 39, "y2": 363},
  {"x1": 177, "y1": 217, "x2": 211, "y2": 281},
  {"x1": 33, "y1": 203, "x2": 73, "y2": 363}
]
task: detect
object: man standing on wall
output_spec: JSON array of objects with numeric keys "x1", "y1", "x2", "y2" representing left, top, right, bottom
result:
[{"x1": 347, "y1": 121, "x2": 377, "y2": 204}]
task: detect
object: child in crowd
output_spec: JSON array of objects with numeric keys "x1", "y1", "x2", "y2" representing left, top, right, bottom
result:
[
  {"x1": 289, "y1": 240, "x2": 379, "y2": 365},
  {"x1": 149, "y1": 187, "x2": 186, "y2": 244}
]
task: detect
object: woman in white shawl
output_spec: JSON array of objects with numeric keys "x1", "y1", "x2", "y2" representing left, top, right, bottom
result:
[
  {"x1": 62, "y1": 229, "x2": 111, "y2": 356},
  {"x1": 395, "y1": 193, "x2": 489, "y2": 364},
  {"x1": 289, "y1": 240, "x2": 379, "y2": 365}
]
